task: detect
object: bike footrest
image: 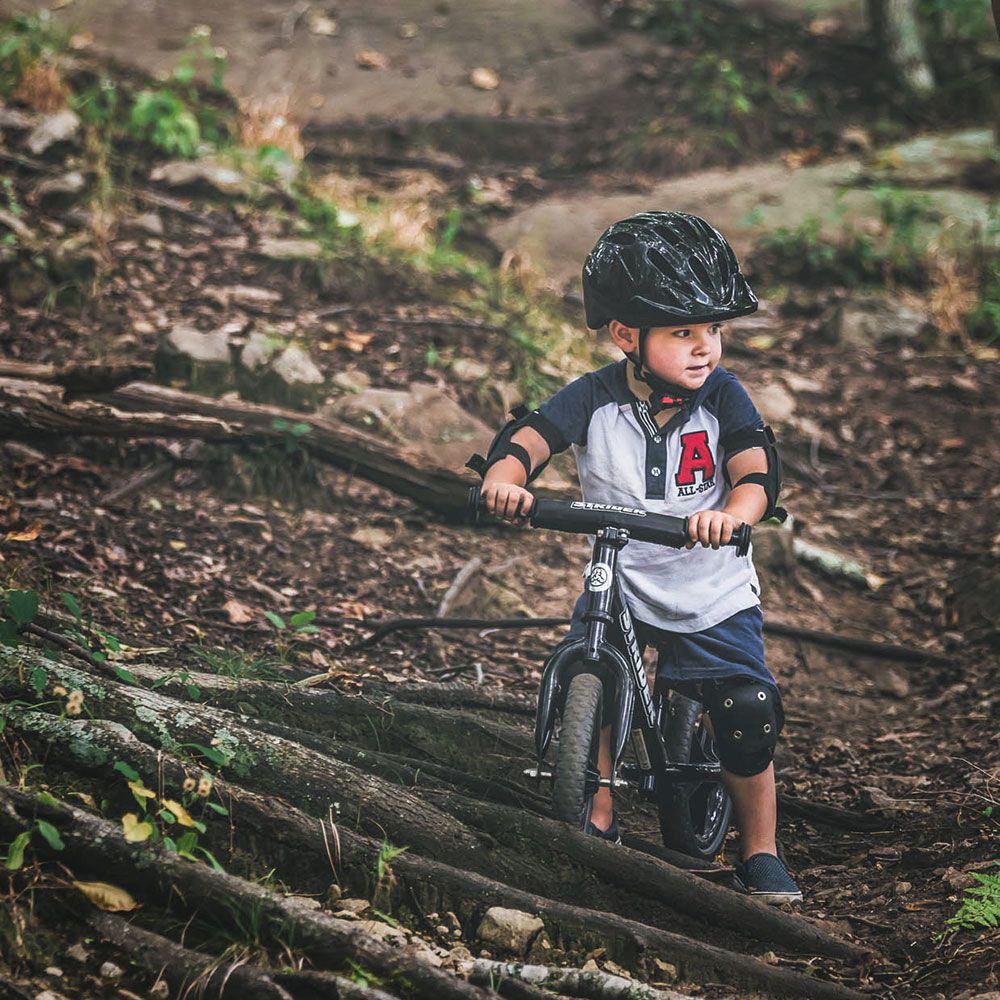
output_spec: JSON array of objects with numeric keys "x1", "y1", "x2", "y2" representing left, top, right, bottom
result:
[{"x1": 523, "y1": 767, "x2": 554, "y2": 781}]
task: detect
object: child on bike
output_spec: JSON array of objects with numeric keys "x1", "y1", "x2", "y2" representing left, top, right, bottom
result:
[{"x1": 477, "y1": 211, "x2": 801, "y2": 904}]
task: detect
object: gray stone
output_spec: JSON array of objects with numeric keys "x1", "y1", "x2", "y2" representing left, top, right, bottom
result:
[
  {"x1": 32, "y1": 170, "x2": 86, "y2": 200},
  {"x1": 476, "y1": 907, "x2": 544, "y2": 955},
  {"x1": 827, "y1": 294, "x2": 935, "y2": 348},
  {"x1": 260, "y1": 345, "x2": 325, "y2": 410},
  {"x1": 869, "y1": 129, "x2": 995, "y2": 187},
  {"x1": 154, "y1": 325, "x2": 234, "y2": 392},
  {"x1": 745, "y1": 381, "x2": 795, "y2": 425},
  {"x1": 26, "y1": 109, "x2": 80, "y2": 155},
  {"x1": 98, "y1": 961, "x2": 123, "y2": 979},
  {"x1": 150, "y1": 159, "x2": 255, "y2": 197},
  {"x1": 256, "y1": 236, "x2": 325, "y2": 261},
  {"x1": 239, "y1": 329, "x2": 285, "y2": 372},
  {"x1": 751, "y1": 523, "x2": 796, "y2": 576},
  {"x1": 324, "y1": 383, "x2": 493, "y2": 473},
  {"x1": 331, "y1": 367, "x2": 371, "y2": 393},
  {"x1": 0, "y1": 104, "x2": 35, "y2": 130},
  {"x1": 450, "y1": 358, "x2": 490, "y2": 381},
  {"x1": 130, "y1": 212, "x2": 164, "y2": 237}
]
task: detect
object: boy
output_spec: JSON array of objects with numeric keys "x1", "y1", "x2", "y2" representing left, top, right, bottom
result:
[{"x1": 479, "y1": 211, "x2": 801, "y2": 904}]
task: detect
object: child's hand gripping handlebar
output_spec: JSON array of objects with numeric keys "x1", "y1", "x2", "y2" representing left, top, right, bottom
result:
[{"x1": 467, "y1": 487, "x2": 751, "y2": 556}]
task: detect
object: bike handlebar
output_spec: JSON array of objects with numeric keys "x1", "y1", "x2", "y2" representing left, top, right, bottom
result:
[{"x1": 467, "y1": 487, "x2": 751, "y2": 556}]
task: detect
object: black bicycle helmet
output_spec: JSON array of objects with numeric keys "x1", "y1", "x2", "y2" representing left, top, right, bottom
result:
[{"x1": 582, "y1": 211, "x2": 757, "y2": 330}]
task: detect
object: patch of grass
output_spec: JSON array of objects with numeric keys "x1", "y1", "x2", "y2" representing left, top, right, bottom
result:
[
  {"x1": 192, "y1": 647, "x2": 285, "y2": 681},
  {"x1": 0, "y1": 11, "x2": 68, "y2": 103}
]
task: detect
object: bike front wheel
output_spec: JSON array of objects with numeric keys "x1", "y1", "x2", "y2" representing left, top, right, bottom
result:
[
  {"x1": 658, "y1": 691, "x2": 732, "y2": 861},
  {"x1": 552, "y1": 672, "x2": 604, "y2": 829}
]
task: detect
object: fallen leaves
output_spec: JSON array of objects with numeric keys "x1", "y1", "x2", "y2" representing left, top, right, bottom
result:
[
  {"x1": 72, "y1": 881, "x2": 139, "y2": 912},
  {"x1": 223, "y1": 597, "x2": 254, "y2": 625},
  {"x1": 356, "y1": 50, "x2": 389, "y2": 71}
]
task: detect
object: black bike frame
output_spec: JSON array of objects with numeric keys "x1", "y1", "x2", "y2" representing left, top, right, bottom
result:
[{"x1": 534, "y1": 525, "x2": 722, "y2": 801}]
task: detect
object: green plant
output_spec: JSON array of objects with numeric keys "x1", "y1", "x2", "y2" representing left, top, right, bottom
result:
[
  {"x1": 113, "y1": 759, "x2": 227, "y2": 871},
  {"x1": 0, "y1": 589, "x2": 39, "y2": 648},
  {"x1": 947, "y1": 864, "x2": 1000, "y2": 931},
  {"x1": 192, "y1": 647, "x2": 284, "y2": 681},
  {"x1": 126, "y1": 25, "x2": 230, "y2": 158},
  {"x1": 129, "y1": 88, "x2": 201, "y2": 157},
  {"x1": 0, "y1": 11, "x2": 67, "y2": 97},
  {"x1": 968, "y1": 258, "x2": 1000, "y2": 343}
]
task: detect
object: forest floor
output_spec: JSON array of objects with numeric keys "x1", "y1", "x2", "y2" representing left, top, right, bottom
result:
[{"x1": 1, "y1": 3, "x2": 999, "y2": 1000}]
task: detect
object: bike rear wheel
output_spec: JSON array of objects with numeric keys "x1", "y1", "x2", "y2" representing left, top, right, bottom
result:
[
  {"x1": 552, "y1": 673, "x2": 603, "y2": 829},
  {"x1": 658, "y1": 691, "x2": 732, "y2": 860}
]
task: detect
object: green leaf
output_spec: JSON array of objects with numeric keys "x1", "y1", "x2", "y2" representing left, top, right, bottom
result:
[
  {"x1": 290, "y1": 422, "x2": 311, "y2": 438},
  {"x1": 113, "y1": 665, "x2": 139, "y2": 686},
  {"x1": 114, "y1": 761, "x2": 140, "y2": 782},
  {"x1": 5, "y1": 830, "x2": 30, "y2": 870},
  {"x1": 92, "y1": 651, "x2": 107, "y2": 663},
  {"x1": 7, "y1": 590, "x2": 38, "y2": 627},
  {"x1": 162, "y1": 835, "x2": 177, "y2": 852},
  {"x1": 196, "y1": 846, "x2": 225, "y2": 872},
  {"x1": 0, "y1": 619, "x2": 19, "y2": 648},
  {"x1": 176, "y1": 831, "x2": 198, "y2": 854},
  {"x1": 185, "y1": 684, "x2": 201, "y2": 701},
  {"x1": 289, "y1": 611, "x2": 316, "y2": 628},
  {"x1": 183, "y1": 743, "x2": 229, "y2": 767},
  {"x1": 35, "y1": 819, "x2": 65, "y2": 851},
  {"x1": 60, "y1": 592, "x2": 82, "y2": 623},
  {"x1": 271, "y1": 418, "x2": 289, "y2": 432},
  {"x1": 29, "y1": 667, "x2": 47, "y2": 698},
  {"x1": 295, "y1": 625, "x2": 319, "y2": 634},
  {"x1": 264, "y1": 611, "x2": 285, "y2": 630},
  {"x1": 158, "y1": 808, "x2": 177, "y2": 824},
  {"x1": 192, "y1": 819, "x2": 206, "y2": 834},
  {"x1": 36, "y1": 791, "x2": 58, "y2": 807},
  {"x1": 206, "y1": 801, "x2": 228, "y2": 816},
  {"x1": 103, "y1": 633, "x2": 121, "y2": 653}
]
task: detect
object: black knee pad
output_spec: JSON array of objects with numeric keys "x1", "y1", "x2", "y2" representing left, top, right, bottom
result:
[{"x1": 705, "y1": 679, "x2": 781, "y2": 777}]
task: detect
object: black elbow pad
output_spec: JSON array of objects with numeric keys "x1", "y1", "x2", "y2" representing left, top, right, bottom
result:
[
  {"x1": 466, "y1": 405, "x2": 558, "y2": 485},
  {"x1": 723, "y1": 425, "x2": 786, "y2": 522}
]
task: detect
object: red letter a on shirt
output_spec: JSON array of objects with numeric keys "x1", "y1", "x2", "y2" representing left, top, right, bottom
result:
[{"x1": 675, "y1": 431, "x2": 716, "y2": 486}]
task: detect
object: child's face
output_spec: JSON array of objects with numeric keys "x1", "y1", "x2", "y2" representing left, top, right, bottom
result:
[
  {"x1": 645, "y1": 322, "x2": 723, "y2": 388},
  {"x1": 610, "y1": 320, "x2": 723, "y2": 390}
]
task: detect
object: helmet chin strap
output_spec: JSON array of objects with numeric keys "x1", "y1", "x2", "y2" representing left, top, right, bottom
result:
[{"x1": 628, "y1": 326, "x2": 694, "y2": 413}]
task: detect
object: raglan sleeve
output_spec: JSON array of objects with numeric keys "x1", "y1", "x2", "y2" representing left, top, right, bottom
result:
[
  {"x1": 527, "y1": 373, "x2": 599, "y2": 456},
  {"x1": 717, "y1": 378, "x2": 767, "y2": 461}
]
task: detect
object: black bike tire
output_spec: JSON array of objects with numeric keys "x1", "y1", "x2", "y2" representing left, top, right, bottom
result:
[
  {"x1": 552, "y1": 673, "x2": 603, "y2": 828},
  {"x1": 658, "y1": 692, "x2": 732, "y2": 860}
]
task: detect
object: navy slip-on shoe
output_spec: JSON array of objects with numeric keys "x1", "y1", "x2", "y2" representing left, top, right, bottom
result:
[
  {"x1": 734, "y1": 852, "x2": 803, "y2": 904},
  {"x1": 586, "y1": 812, "x2": 622, "y2": 845}
]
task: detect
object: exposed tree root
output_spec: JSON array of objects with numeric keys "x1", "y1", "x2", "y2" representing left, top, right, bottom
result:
[
  {"x1": 0, "y1": 786, "x2": 496, "y2": 1000},
  {"x1": 5, "y1": 710, "x2": 867, "y2": 1000},
  {"x1": 465, "y1": 960, "x2": 693, "y2": 1000}
]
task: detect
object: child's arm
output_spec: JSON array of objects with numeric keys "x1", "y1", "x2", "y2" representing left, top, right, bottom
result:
[
  {"x1": 482, "y1": 427, "x2": 552, "y2": 525},
  {"x1": 686, "y1": 447, "x2": 768, "y2": 549}
]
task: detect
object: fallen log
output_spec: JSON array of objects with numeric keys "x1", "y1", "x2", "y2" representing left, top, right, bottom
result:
[
  {"x1": 5, "y1": 709, "x2": 868, "y2": 1000},
  {"x1": 0, "y1": 786, "x2": 496, "y2": 1000}
]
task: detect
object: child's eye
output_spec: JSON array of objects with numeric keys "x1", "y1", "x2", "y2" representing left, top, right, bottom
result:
[
  {"x1": 673, "y1": 329, "x2": 690, "y2": 338},
  {"x1": 710, "y1": 324, "x2": 722, "y2": 335}
]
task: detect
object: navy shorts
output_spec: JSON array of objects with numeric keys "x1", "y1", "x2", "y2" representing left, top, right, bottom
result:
[{"x1": 565, "y1": 594, "x2": 782, "y2": 719}]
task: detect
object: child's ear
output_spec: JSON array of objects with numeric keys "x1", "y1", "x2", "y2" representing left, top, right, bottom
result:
[{"x1": 608, "y1": 320, "x2": 638, "y2": 353}]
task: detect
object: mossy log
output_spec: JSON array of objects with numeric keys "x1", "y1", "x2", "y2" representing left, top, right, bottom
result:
[
  {"x1": 0, "y1": 786, "x2": 495, "y2": 1000},
  {"x1": 6, "y1": 708, "x2": 867, "y2": 1000},
  {"x1": 0, "y1": 650, "x2": 864, "y2": 968}
]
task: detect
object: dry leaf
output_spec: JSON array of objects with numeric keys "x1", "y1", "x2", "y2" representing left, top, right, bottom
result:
[
  {"x1": 223, "y1": 598, "x2": 254, "y2": 625},
  {"x1": 398, "y1": 22, "x2": 419, "y2": 38},
  {"x1": 121, "y1": 813, "x2": 153, "y2": 843},
  {"x1": 470, "y1": 67, "x2": 500, "y2": 91},
  {"x1": 128, "y1": 781, "x2": 156, "y2": 800},
  {"x1": 332, "y1": 599, "x2": 370, "y2": 620},
  {"x1": 161, "y1": 799, "x2": 196, "y2": 827},
  {"x1": 72, "y1": 880, "x2": 139, "y2": 912},
  {"x1": 356, "y1": 50, "x2": 389, "y2": 70},
  {"x1": 5, "y1": 521, "x2": 42, "y2": 542}
]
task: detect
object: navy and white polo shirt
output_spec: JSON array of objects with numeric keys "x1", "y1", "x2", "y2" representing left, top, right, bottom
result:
[{"x1": 533, "y1": 361, "x2": 765, "y2": 633}]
